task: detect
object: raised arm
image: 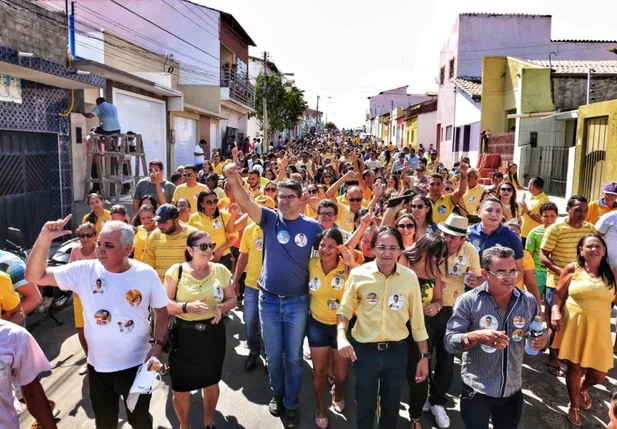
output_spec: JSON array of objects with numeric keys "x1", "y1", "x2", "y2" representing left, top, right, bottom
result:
[
  {"x1": 326, "y1": 170, "x2": 355, "y2": 199},
  {"x1": 25, "y1": 215, "x2": 73, "y2": 287},
  {"x1": 223, "y1": 164, "x2": 262, "y2": 225},
  {"x1": 451, "y1": 163, "x2": 468, "y2": 206}
]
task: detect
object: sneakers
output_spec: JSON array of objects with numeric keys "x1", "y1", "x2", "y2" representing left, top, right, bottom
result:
[
  {"x1": 283, "y1": 408, "x2": 299, "y2": 428},
  {"x1": 268, "y1": 395, "x2": 284, "y2": 417},
  {"x1": 431, "y1": 404, "x2": 451, "y2": 428},
  {"x1": 422, "y1": 398, "x2": 431, "y2": 412}
]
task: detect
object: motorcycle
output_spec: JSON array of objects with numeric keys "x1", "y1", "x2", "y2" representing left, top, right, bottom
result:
[{"x1": 4, "y1": 227, "x2": 77, "y2": 329}]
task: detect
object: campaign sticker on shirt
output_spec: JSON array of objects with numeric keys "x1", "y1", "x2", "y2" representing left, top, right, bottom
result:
[
  {"x1": 126, "y1": 289, "x2": 143, "y2": 307},
  {"x1": 512, "y1": 316, "x2": 525, "y2": 329},
  {"x1": 511, "y1": 329, "x2": 525, "y2": 342},
  {"x1": 94, "y1": 309, "x2": 112, "y2": 326},
  {"x1": 388, "y1": 294, "x2": 403, "y2": 311},
  {"x1": 479, "y1": 314, "x2": 498, "y2": 353},
  {"x1": 256, "y1": 237, "x2": 263, "y2": 251},
  {"x1": 472, "y1": 240, "x2": 482, "y2": 251},
  {"x1": 93, "y1": 278, "x2": 106, "y2": 295},
  {"x1": 294, "y1": 233, "x2": 308, "y2": 247},
  {"x1": 331, "y1": 276, "x2": 343, "y2": 290},
  {"x1": 366, "y1": 293, "x2": 378, "y2": 305},
  {"x1": 346, "y1": 217, "x2": 354, "y2": 226},
  {"x1": 277, "y1": 230, "x2": 290, "y2": 244},
  {"x1": 469, "y1": 196, "x2": 477, "y2": 203},
  {"x1": 214, "y1": 286, "x2": 224, "y2": 302},
  {"x1": 309, "y1": 277, "x2": 321, "y2": 291},
  {"x1": 437, "y1": 205, "x2": 447, "y2": 214},
  {"x1": 327, "y1": 298, "x2": 340, "y2": 310},
  {"x1": 212, "y1": 220, "x2": 222, "y2": 230},
  {"x1": 117, "y1": 318, "x2": 135, "y2": 333}
]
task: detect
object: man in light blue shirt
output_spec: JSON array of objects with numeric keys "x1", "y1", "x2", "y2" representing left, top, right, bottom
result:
[
  {"x1": 406, "y1": 147, "x2": 420, "y2": 170},
  {"x1": 83, "y1": 97, "x2": 121, "y2": 135}
]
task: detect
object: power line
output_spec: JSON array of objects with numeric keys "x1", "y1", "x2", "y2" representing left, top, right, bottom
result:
[
  {"x1": 179, "y1": 0, "x2": 220, "y2": 35},
  {"x1": 159, "y1": 0, "x2": 218, "y2": 40}
]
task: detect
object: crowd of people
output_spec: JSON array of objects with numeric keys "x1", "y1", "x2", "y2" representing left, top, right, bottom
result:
[{"x1": 2, "y1": 130, "x2": 617, "y2": 429}]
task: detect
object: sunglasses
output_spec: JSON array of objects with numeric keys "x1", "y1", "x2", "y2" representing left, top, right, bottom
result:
[
  {"x1": 410, "y1": 204, "x2": 426, "y2": 209},
  {"x1": 193, "y1": 243, "x2": 216, "y2": 251},
  {"x1": 204, "y1": 199, "x2": 219, "y2": 205},
  {"x1": 265, "y1": 187, "x2": 277, "y2": 192},
  {"x1": 445, "y1": 187, "x2": 454, "y2": 192},
  {"x1": 348, "y1": 197, "x2": 363, "y2": 203},
  {"x1": 500, "y1": 188, "x2": 513, "y2": 192},
  {"x1": 77, "y1": 232, "x2": 94, "y2": 238},
  {"x1": 397, "y1": 223, "x2": 415, "y2": 230},
  {"x1": 318, "y1": 211, "x2": 336, "y2": 218},
  {"x1": 308, "y1": 188, "x2": 319, "y2": 194}
]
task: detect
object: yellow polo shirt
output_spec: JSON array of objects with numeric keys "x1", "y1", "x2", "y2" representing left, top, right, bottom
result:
[
  {"x1": 516, "y1": 251, "x2": 535, "y2": 290},
  {"x1": 438, "y1": 242, "x2": 481, "y2": 306},
  {"x1": 338, "y1": 262, "x2": 428, "y2": 343},
  {"x1": 304, "y1": 204, "x2": 317, "y2": 219},
  {"x1": 586, "y1": 199, "x2": 617, "y2": 225},
  {"x1": 82, "y1": 210, "x2": 111, "y2": 234},
  {"x1": 521, "y1": 192, "x2": 550, "y2": 238},
  {"x1": 142, "y1": 225, "x2": 198, "y2": 281},
  {"x1": 212, "y1": 162, "x2": 224, "y2": 176},
  {"x1": 132, "y1": 225, "x2": 151, "y2": 262},
  {"x1": 463, "y1": 185, "x2": 485, "y2": 216},
  {"x1": 308, "y1": 258, "x2": 347, "y2": 325},
  {"x1": 188, "y1": 211, "x2": 238, "y2": 256},
  {"x1": 172, "y1": 183, "x2": 208, "y2": 213},
  {"x1": 0, "y1": 272, "x2": 20, "y2": 312},
  {"x1": 337, "y1": 194, "x2": 369, "y2": 208},
  {"x1": 335, "y1": 201, "x2": 355, "y2": 233},
  {"x1": 430, "y1": 194, "x2": 456, "y2": 224},
  {"x1": 239, "y1": 222, "x2": 263, "y2": 289}
]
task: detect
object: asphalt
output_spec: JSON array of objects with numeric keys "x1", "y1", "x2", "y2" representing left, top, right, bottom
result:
[{"x1": 19, "y1": 304, "x2": 616, "y2": 429}]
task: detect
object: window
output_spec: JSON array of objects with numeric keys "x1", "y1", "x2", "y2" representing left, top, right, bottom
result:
[
  {"x1": 449, "y1": 58, "x2": 455, "y2": 79},
  {"x1": 445, "y1": 125, "x2": 453, "y2": 140},
  {"x1": 439, "y1": 66, "x2": 445, "y2": 85}
]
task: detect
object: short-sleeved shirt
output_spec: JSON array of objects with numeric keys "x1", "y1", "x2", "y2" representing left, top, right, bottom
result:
[
  {"x1": 308, "y1": 258, "x2": 347, "y2": 325},
  {"x1": 133, "y1": 179, "x2": 175, "y2": 205},
  {"x1": 82, "y1": 210, "x2": 112, "y2": 235},
  {"x1": 463, "y1": 185, "x2": 485, "y2": 216},
  {"x1": 212, "y1": 163, "x2": 224, "y2": 176},
  {"x1": 0, "y1": 320, "x2": 51, "y2": 429},
  {"x1": 439, "y1": 242, "x2": 482, "y2": 306},
  {"x1": 91, "y1": 102, "x2": 121, "y2": 132},
  {"x1": 172, "y1": 183, "x2": 208, "y2": 213},
  {"x1": 586, "y1": 198, "x2": 617, "y2": 225},
  {"x1": 516, "y1": 251, "x2": 535, "y2": 289},
  {"x1": 132, "y1": 225, "x2": 151, "y2": 262},
  {"x1": 521, "y1": 192, "x2": 550, "y2": 238},
  {"x1": 541, "y1": 220, "x2": 597, "y2": 288},
  {"x1": 0, "y1": 250, "x2": 28, "y2": 290},
  {"x1": 335, "y1": 201, "x2": 355, "y2": 233},
  {"x1": 467, "y1": 223, "x2": 524, "y2": 260},
  {"x1": 194, "y1": 144, "x2": 205, "y2": 165},
  {"x1": 188, "y1": 211, "x2": 238, "y2": 256},
  {"x1": 0, "y1": 272, "x2": 19, "y2": 313},
  {"x1": 259, "y1": 207, "x2": 323, "y2": 296},
  {"x1": 525, "y1": 225, "x2": 547, "y2": 273},
  {"x1": 142, "y1": 226, "x2": 198, "y2": 281},
  {"x1": 166, "y1": 263, "x2": 231, "y2": 321},
  {"x1": 239, "y1": 223, "x2": 263, "y2": 289},
  {"x1": 54, "y1": 260, "x2": 169, "y2": 372},
  {"x1": 430, "y1": 194, "x2": 456, "y2": 224},
  {"x1": 596, "y1": 211, "x2": 617, "y2": 268}
]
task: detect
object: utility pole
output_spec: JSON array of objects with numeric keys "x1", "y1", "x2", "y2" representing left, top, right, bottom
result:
[
  {"x1": 316, "y1": 95, "x2": 320, "y2": 131},
  {"x1": 262, "y1": 51, "x2": 268, "y2": 153}
]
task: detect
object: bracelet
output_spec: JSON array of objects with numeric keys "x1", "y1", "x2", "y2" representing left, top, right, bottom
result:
[
  {"x1": 337, "y1": 327, "x2": 346, "y2": 332},
  {"x1": 182, "y1": 302, "x2": 188, "y2": 313}
]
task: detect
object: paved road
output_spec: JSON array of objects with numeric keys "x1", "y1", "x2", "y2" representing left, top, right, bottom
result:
[{"x1": 19, "y1": 305, "x2": 616, "y2": 428}]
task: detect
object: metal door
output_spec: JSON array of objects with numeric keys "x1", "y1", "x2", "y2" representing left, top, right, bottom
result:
[
  {"x1": 0, "y1": 131, "x2": 53, "y2": 247},
  {"x1": 580, "y1": 116, "x2": 608, "y2": 201}
]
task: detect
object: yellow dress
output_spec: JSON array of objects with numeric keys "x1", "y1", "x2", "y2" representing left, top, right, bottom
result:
[{"x1": 553, "y1": 267, "x2": 615, "y2": 372}]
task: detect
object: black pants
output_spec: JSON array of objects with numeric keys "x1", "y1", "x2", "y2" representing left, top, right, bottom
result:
[
  {"x1": 406, "y1": 334, "x2": 429, "y2": 420},
  {"x1": 460, "y1": 384, "x2": 523, "y2": 429},
  {"x1": 427, "y1": 306, "x2": 454, "y2": 406},
  {"x1": 88, "y1": 364, "x2": 153, "y2": 429}
]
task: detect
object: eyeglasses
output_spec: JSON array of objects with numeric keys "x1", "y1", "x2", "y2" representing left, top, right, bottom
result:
[
  {"x1": 397, "y1": 223, "x2": 415, "y2": 230},
  {"x1": 348, "y1": 197, "x2": 363, "y2": 203},
  {"x1": 177, "y1": 204, "x2": 189, "y2": 209},
  {"x1": 410, "y1": 204, "x2": 425, "y2": 210},
  {"x1": 375, "y1": 245, "x2": 401, "y2": 252},
  {"x1": 445, "y1": 187, "x2": 454, "y2": 192},
  {"x1": 77, "y1": 232, "x2": 94, "y2": 238},
  {"x1": 279, "y1": 194, "x2": 298, "y2": 202},
  {"x1": 182, "y1": 173, "x2": 194, "y2": 177},
  {"x1": 204, "y1": 199, "x2": 219, "y2": 205},
  {"x1": 308, "y1": 188, "x2": 319, "y2": 194},
  {"x1": 193, "y1": 243, "x2": 216, "y2": 251},
  {"x1": 500, "y1": 188, "x2": 514, "y2": 192},
  {"x1": 318, "y1": 211, "x2": 336, "y2": 217},
  {"x1": 265, "y1": 187, "x2": 277, "y2": 192},
  {"x1": 487, "y1": 270, "x2": 520, "y2": 279}
]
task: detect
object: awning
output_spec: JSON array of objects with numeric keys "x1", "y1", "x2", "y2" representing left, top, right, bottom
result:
[
  {"x1": 0, "y1": 60, "x2": 100, "y2": 90},
  {"x1": 183, "y1": 103, "x2": 227, "y2": 119}
]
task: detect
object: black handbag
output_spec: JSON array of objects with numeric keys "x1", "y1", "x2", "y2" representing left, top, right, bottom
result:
[{"x1": 163, "y1": 264, "x2": 183, "y2": 354}]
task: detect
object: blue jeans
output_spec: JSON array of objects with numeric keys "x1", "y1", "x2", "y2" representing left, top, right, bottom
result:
[
  {"x1": 244, "y1": 287, "x2": 262, "y2": 355},
  {"x1": 259, "y1": 289, "x2": 309, "y2": 410}
]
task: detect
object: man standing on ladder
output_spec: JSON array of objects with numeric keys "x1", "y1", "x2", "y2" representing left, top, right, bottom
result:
[{"x1": 83, "y1": 97, "x2": 121, "y2": 136}]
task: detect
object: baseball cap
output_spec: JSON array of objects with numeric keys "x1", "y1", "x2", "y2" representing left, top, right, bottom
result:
[
  {"x1": 153, "y1": 204, "x2": 179, "y2": 223},
  {"x1": 603, "y1": 182, "x2": 617, "y2": 195}
]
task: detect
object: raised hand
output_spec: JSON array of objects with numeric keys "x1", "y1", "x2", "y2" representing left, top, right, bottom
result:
[
  {"x1": 40, "y1": 214, "x2": 73, "y2": 241},
  {"x1": 338, "y1": 245, "x2": 355, "y2": 266}
]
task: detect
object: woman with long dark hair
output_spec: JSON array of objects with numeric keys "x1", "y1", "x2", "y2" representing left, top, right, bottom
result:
[
  {"x1": 132, "y1": 195, "x2": 158, "y2": 227},
  {"x1": 82, "y1": 193, "x2": 111, "y2": 234},
  {"x1": 496, "y1": 182, "x2": 521, "y2": 223},
  {"x1": 551, "y1": 235, "x2": 617, "y2": 426},
  {"x1": 504, "y1": 163, "x2": 525, "y2": 190},
  {"x1": 410, "y1": 195, "x2": 438, "y2": 240},
  {"x1": 395, "y1": 214, "x2": 417, "y2": 249},
  {"x1": 133, "y1": 204, "x2": 156, "y2": 262}
]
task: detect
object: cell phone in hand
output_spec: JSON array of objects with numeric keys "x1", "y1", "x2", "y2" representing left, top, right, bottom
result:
[{"x1": 387, "y1": 194, "x2": 412, "y2": 208}]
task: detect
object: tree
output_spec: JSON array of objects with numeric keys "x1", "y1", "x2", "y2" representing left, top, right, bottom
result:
[{"x1": 324, "y1": 121, "x2": 337, "y2": 130}]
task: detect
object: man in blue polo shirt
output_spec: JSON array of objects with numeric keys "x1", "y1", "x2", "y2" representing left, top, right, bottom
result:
[
  {"x1": 467, "y1": 197, "x2": 524, "y2": 280},
  {"x1": 224, "y1": 160, "x2": 322, "y2": 428},
  {"x1": 83, "y1": 97, "x2": 121, "y2": 135}
]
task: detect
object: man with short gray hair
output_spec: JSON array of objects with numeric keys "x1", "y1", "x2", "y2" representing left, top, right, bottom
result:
[{"x1": 26, "y1": 217, "x2": 169, "y2": 429}]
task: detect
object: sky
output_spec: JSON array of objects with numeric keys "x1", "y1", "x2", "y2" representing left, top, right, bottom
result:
[{"x1": 197, "y1": 0, "x2": 617, "y2": 129}]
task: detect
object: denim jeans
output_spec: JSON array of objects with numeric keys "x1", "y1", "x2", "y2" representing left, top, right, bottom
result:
[
  {"x1": 353, "y1": 339, "x2": 408, "y2": 429},
  {"x1": 460, "y1": 384, "x2": 523, "y2": 429},
  {"x1": 427, "y1": 306, "x2": 454, "y2": 406},
  {"x1": 244, "y1": 287, "x2": 262, "y2": 355},
  {"x1": 259, "y1": 289, "x2": 309, "y2": 410}
]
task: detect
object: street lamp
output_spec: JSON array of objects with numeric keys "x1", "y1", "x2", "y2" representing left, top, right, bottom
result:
[{"x1": 316, "y1": 95, "x2": 331, "y2": 130}]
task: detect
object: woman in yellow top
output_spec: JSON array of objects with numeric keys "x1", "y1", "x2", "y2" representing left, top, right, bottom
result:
[
  {"x1": 132, "y1": 204, "x2": 156, "y2": 262},
  {"x1": 400, "y1": 233, "x2": 447, "y2": 429},
  {"x1": 188, "y1": 190, "x2": 238, "y2": 270},
  {"x1": 551, "y1": 235, "x2": 617, "y2": 427},
  {"x1": 504, "y1": 163, "x2": 525, "y2": 191},
  {"x1": 82, "y1": 193, "x2": 111, "y2": 234},
  {"x1": 68, "y1": 222, "x2": 98, "y2": 376},
  {"x1": 164, "y1": 231, "x2": 237, "y2": 429},
  {"x1": 176, "y1": 198, "x2": 191, "y2": 225},
  {"x1": 308, "y1": 229, "x2": 357, "y2": 428}
]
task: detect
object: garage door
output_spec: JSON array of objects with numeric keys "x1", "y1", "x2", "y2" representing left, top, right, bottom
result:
[
  {"x1": 173, "y1": 116, "x2": 197, "y2": 169},
  {"x1": 112, "y1": 88, "x2": 167, "y2": 171}
]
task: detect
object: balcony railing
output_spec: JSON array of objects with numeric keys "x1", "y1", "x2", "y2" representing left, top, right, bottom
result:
[{"x1": 221, "y1": 67, "x2": 255, "y2": 107}]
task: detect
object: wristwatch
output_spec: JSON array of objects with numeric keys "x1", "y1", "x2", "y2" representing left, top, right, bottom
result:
[
  {"x1": 420, "y1": 352, "x2": 431, "y2": 359},
  {"x1": 462, "y1": 334, "x2": 470, "y2": 347},
  {"x1": 149, "y1": 339, "x2": 164, "y2": 347}
]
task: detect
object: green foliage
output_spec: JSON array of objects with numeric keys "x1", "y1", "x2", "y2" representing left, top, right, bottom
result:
[{"x1": 324, "y1": 121, "x2": 337, "y2": 130}]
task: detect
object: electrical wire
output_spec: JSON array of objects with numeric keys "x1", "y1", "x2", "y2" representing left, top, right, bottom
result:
[{"x1": 159, "y1": 0, "x2": 219, "y2": 40}]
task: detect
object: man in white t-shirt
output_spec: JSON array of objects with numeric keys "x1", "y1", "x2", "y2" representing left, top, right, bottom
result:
[
  {"x1": 193, "y1": 139, "x2": 207, "y2": 170},
  {"x1": 25, "y1": 219, "x2": 169, "y2": 429},
  {"x1": 597, "y1": 211, "x2": 617, "y2": 268}
]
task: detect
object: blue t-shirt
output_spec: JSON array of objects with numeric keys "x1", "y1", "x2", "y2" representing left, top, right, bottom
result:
[
  {"x1": 91, "y1": 102, "x2": 121, "y2": 132},
  {"x1": 467, "y1": 223, "x2": 524, "y2": 260},
  {"x1": 259, "y1": 207, "x2": 323, "y2": 296}
]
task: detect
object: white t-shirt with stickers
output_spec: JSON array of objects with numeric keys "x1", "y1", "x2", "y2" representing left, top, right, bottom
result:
[{"x1": 54, "y1": 259, "x2": 169, "y2": 373}]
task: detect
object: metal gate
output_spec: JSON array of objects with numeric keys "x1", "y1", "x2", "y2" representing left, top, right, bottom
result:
[
  {"x1": 521, "y1": 146, "x2": 570, "y2": 197},
  {"x1": 580, "y1": 116, "x2": 608, "y2": 201},
  {"x1": 0, "y1": 131, "x2": 54, "y2": 247}
]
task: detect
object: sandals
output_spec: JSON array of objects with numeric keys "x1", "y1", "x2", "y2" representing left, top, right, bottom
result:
[
  {"x1": 546, "y1": 362, "x2": 564, "y2": 377},
  {"x1": 580, "y1": 390, "x2": 592, "y2": 410},
  {"x1": 331, "y1": 387, "x2": 345, "y2": 413},
  {"x1": 30, "y1": 407, "x2": 60, "y2": 428},
  {"x1": 78, "y1": 363, "x2": 88, "y2": 376},
  {"x1": 567, "y1": 407, "x2": 582, "y2": 427},
  {"x1": 411, "y1": 419, "x2": 422, "y2": 429},
  {"x1": 315, "y1": 413, "x2": 328, "y2": 428}
]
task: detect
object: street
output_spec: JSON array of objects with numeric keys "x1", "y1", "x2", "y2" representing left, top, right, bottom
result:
[{"x1": 19, "y1": 304, "x2": 617, "y2": 429}]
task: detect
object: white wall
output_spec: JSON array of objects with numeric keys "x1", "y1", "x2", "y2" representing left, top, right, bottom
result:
[
  {"x1": 455, "y1": 91, "x2": 481, "y2": 126},
  {"x1": 417, "y1": 110, "x2": 436, "y2": 148}
]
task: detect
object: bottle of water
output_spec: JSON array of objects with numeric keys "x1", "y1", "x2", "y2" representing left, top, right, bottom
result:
[{"x1": 525, "y1": 316, "x2": 544, "y2": 356}]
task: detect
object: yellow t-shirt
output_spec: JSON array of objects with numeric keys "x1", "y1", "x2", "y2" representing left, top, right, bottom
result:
[
  {"x1": 212, "y1": 162, "x2": 224, "y2": 176},
  {"x1": 167, "y1": 262, "x2": 231, "y2": 321},
  {"x1": 142, "y1": 225, "x2": 198, "y2": 281},
  {"x1": 0, "y1": 271, "x2": 20, "y2": 312},
  {"x1": 430, "y1": 194, "x2": 456, "y2": 224},
  {"x1": 188, "y1": 211, "x2": 238, "y2": 256},
  {"x1": 308, "y1": 258, "x2": 347, "y2": 325},
  {"x1": 463, "y1": 185, "x2": 485, "y2": 216},
  {"x1": 516, "y1": 251, "x2": 536, "y2": 290},
  {"x1": 438, "y1": 242, "x2": 482, "y2": 306},
  {"x1": 82, "y1": 210, "x2": 112, "y2": 234},
  {"x1": 172, "y1": 183, "x2": 208, "y2": 213},
  {"x1": 336, "y1": 201, "x2": 355, "y2": 233},
  {"x1": 586, "y1": 199, "x2": 617, "y2": 225},
  {"x1": 521, "y1": 192, "x2": 550, "y2": 238},
  {"x1": 239, "y1": 223, "x2": 263, "y2": 289},
  {"x1": 337, "y1": 194, "x2": 369, "y2": 208},
  {"x1": 132, "y1": 225, "x2": 151, "y2": 262},
  {"x1": 304, "y1": 204, "x2": 317, "y2": 219},
  {"x1": 338, "y1": 262, "x2": 429, "y2": 343},
  {"x1": 541, "y1": 220, "x2": 597, "y2": 288}
]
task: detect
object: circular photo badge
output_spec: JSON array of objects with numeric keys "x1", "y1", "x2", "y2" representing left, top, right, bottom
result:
[{"x1": 94, "y1": 309, "x2": 112, "y2": 326}]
